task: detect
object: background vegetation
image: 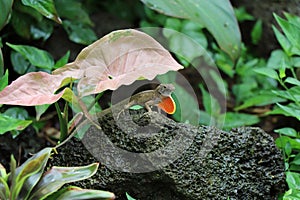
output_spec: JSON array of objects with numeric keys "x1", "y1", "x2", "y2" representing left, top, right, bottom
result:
[{"x1": 1, "y1": 0, "x2": 300, "y2": 199}]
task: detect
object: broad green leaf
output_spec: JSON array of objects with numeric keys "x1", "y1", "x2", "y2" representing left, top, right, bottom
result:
[
  {"x1": 126, "y1": 192, "x2": 136, "y2": 200},
  {"x1": 272, "y1": 25, "x2": 295, "y2": 56},
  {"x1": 291, "y1": 153, "x2": 300, "y2": 165},
  {"x1": 234, "y1": 7, "x2": 254, "y2": 22},
  {"x1": 7, "y1": 43, "x2": 54, "y2": 70},
  {"x1": 274, "y1": 13, "x2": 300, "y2": 52},
  {"x1": 54, "y1": 51, "x2": 70, "y2": 69},
  {"x1": 223, "y1": 112, "x2": 260, "y2": 130},
  {"x1": 21, "y1": 0, "x2": 61, "y2": 23},
  {"x1": 164, "y1": 29, "x2": 206, "y2": 64},
  {"x1": 266, "y1": 49, "x2": 290, "y2": 69},
  {"x1": 276, "y1": 103, "x2": 300, "y2": 120},
  {"x1": 284, "y1": 12, "x2": 300, "y2": 26},
  {"x1": 0, "y1": 70, "x2": 8, "y2": 91},
  {"x1": 286, "y1": 172, "x2": 300, "y2": 190},
  {"x1": 0, "y1": 0, "x2": 13, "y2": 30},
  {"x1": 45, "y1": 186, "x2": 114, "y2": 200},
  {"x1": 0, "y1": 177, "x2": 9, "y2": 200},
  {"x1": 30, "y1": 18, "x2": 54, "y2": 41},
  {"x1": 10, "y1": 11, "x2": 32, "y2": 39},
  {"x1": 285, "y1": 142, "x2": 292, "y2": 156},
  {"x1": 11, "y1": 147, "x2": 52, "y2": 200},
  {"x1": 251, "y1": 19, "x2": 262, "y2": 45},
  {"x1": 235, "y1": 92, "x2": 286, "y2": 111},
  {"x1": 35, "y1": 104, "x2": 51, "y2": 120},
  {"x1": 55, "y1": 0, "x2": 93, "y2": 26},
  {"x1": 285, "y1": 77, "x2": 300, "y2": 86},
  {"x1": 272, "y1": 87, "x2": 300, "y2": 102},
  {"x1": 0, "y1": 47, "x2": 3, "y2": 76},
  {"x1": 55, "y1": 188, "x2": 115, "y2": 200},
  {"x1": 199, "y1": 110, "x2": 213, "y2": 126},
  {"x1": 141, "y1": 0, "x2": 241, "y2": 60},
  {"x1": 276, "y1": 136, "x2": 300, "y2": 150},
  {"x1": 4, "y1": 107, "x2": 29, "y2": 120},
  {"x1": 283, "y1": 188, "x2": 300, "y2": 200},
  {"x1": 29, "y1": 163, "x2": 99, "y2": 200},
  {"x1": 164, "y1": 18, "x2": 182, "y2": 31},
  {"x1": 0, "y1": 114, "x2": 32, "y2": 135},
  {"x1": 275, "y1": 127, "x2": 298, "y2": 137},
  {"x1": 10, "y1": 51, "x2": 36, "y2": 74},
  {"x1": 199, "y1": 84, "x2": 221, "y2": 116},
  {"x1": 253, "y1": 68, "x2": 278, "y2": 80},
  {"x1": 62, "y1": 20, "x2": 97, "y2": 45}
]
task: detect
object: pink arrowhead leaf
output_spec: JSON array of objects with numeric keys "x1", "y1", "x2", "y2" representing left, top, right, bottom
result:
[
  {"x1": 53, "y1": 29, "x2": 183, "y2": 96},
  {"x1": 0, "y1": 72, "x2": 67, "y2": 106}
]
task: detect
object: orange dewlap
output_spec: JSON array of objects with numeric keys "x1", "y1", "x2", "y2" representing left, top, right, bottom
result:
[{"x1": 158, "y1": 96, "x2": 176, "y2": 114}]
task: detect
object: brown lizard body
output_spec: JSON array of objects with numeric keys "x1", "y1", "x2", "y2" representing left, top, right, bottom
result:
[{"x1": 55, "y1": 84, "x2": 175, "y2": 149}]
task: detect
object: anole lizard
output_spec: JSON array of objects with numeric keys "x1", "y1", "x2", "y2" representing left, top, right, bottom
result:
[{"x1": 55, "y1": 83, "x2": 176, "y2": 149}]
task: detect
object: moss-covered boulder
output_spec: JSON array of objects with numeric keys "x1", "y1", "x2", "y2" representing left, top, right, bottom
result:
[{"x1": 51, "y1": 111, "x2": 285, "y2": 199}]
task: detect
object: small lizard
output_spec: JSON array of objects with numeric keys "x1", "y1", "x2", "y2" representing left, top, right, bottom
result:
[{"x1": 55, "y1": 83, "x2": 176, "y2": 149}]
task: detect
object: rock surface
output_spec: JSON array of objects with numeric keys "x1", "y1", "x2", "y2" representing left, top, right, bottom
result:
[{"x1": 51, "y1": 111, "x2": 286, "y2": 200}]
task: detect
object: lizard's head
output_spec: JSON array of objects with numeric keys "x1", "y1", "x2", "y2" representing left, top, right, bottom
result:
[{"x1": 156, "y1": 84, "x2": 175, "y2": 97}]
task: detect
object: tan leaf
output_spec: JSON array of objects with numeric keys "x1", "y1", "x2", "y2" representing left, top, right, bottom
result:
[
  {"x1": 53, "y1": 29, "x2": 183, "y2": 96},
  {"x1": 0, "y1": 72, "x2": 66, "y2": 106}
]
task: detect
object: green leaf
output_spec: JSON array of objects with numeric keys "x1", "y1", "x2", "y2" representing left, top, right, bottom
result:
[
  {"x1": 164, "y1": 29, "x2": 206, "y2": 63},
  {"x1": 21, "y1": 0, "x2": 61, "y2": 23},
  {"x1": 0, "y1": 114, "x2": 32, "y2": 135},
  {"x1": 0, "y1": 176, "x2": 9, "y2": 200},
  {"x1": 251, "y1": 19, "x2": 262, "y2": 45},
  {"x1": 235, "y1": 91, "x2": 286, "y2": 111},
  {"x1": 199, "y1": 84, "x2": 221, "y2": 116},
  {"x1": 223, "y1": 112, "x2": 260, "y2": 130},
  {"x1": 291, "y1": 153, "x2": 300, "y2": 165},
  {"x1": 4, "y1": 107, "x2": 29, "y2": 120},
  {"x1": 286, "y1": 172, "x2": 300, "y2": 190},
  {"x1": 11, "y1": 148, "x2": 52, "y2": 200},
  {"x1": 55, "y1": 187, "x2": 115, "y2": 200},
  {"x1": 45, "y1": 186, "x2": 114, "y2": 200},
  {"x1": 277, "y1": 103, "x2": 300, "y2": 120},
  {"x1": 274, "y1": 13, "x2": 300, "y2": 52},
  {"x1": 254, "y1": 68, "x2": 278, "y2": 80},
  {"x1": 54, "y1": 51, "x2": 70, "y2": 69},
  {"x1": 7, "y1": 43, "x2": 54, "y2": 70},
  {"x1": 10, "y1": 11, "x2": 32, "y2": 39},
  {"x1": 272, "y1": 25, "x2": 295, "y2": 56},
  {"x1": 275, "y1": 127, "x2": 298, "y2": 137},
  {"x1": 164, "y1": 18, "x2": 182, "y2": 31},
  {"x1": 272, "y1": 87, "x2": 300, "y2": 102},
  {"x1": 55, "y1": 0, "x2": 93, "y2": 26},
  {"x1": 285, "y1": 142, "x2": 292, "y2": 156},
  {"x1": 267, "y1": 49, "x2": 290, "y2": 69},
  {"x1": 283, "y1": 188, "x2": 300, "y2": 200},
  {"x1": 30, "y1": 18, "x2": 54, "y2": 41},
  {"x1": 0, "y1": 70, "x2": 8, "y2": 91},
  {"x1": 0, "y1": 49, "x2": 3, "y2": 78},
  {"x1": 35, "y1": 104, "x2": 50, "y2": 120},
  {"x1": 29, "y1": 163, "x2": 99, "y2": 200},
  {"x1": 285, "y1": 77, "x2": 300, "y2": 86},
  {"x1": 141, "y1": 0, "x2": 241, "y2": 60},
  {"x1": 62, "y1": 20, "x2": 97, "y2": 45},
  {"x1": 234, "y1": 7, "x2": 254, "y2": 22},
  {"x1": 10, "y1": 51, "x2": 36, "y2": 74},
  {"x1": 0, "y1": 0, "x2": 13, "y2": 30},
  {"x1": 276, "y1": 136, "x2": 300, "y2": 150},
  {"x1": 126, "y1": 192, "x2": 136, "y2": 200}
]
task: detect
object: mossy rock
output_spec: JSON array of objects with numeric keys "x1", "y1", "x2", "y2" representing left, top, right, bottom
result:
[{"x1": 51, "y1": 111, "x2": 285, "y2": 200}]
